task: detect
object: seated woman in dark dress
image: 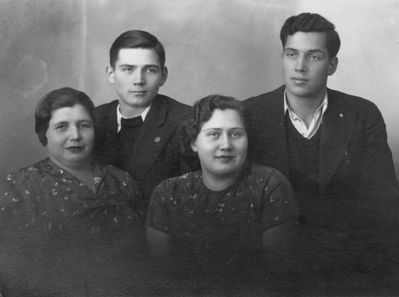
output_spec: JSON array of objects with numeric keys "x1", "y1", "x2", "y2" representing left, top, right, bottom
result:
[
  {"x1": 146, "y1": 95, "x2": 299, "y2": 295},
  {"x1": 0, "y1": 88, "x2": 149, "y2": 297}
]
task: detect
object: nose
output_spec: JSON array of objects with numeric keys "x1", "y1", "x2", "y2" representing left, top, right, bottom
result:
[
  {"x1": 295, "y1": 55, "x2": 307, "y2": 72},
  {"x1": 133, "y1": 69, "x2": 145, "y2": 86},
  {"x1": 219, "y1": 133, "x2": 232, "y2": 150},
  {"x1": 69, "y1": 125, "x2": 81, "y2": 140}
]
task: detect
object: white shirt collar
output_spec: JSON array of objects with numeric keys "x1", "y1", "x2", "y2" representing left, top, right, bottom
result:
[
  {"x1": 116, "y1": 104, "x2": 151, "y2": 133},
  {"x1": 283, "y1": 90, "x2": 328, "y2": 115},
  {"x1": 283, "y1": 90, "x2": 328, "y2": 139}
]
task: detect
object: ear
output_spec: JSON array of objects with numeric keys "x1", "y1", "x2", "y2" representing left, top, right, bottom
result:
[
  {"x1": 160, "y1": 66, "x2": 168, "y2": 87},
  {"x1": 327, "y1": 57, "x2": 338, "y2": 76},
  {"x1": 106, "y1": 65, "x2": 115, "y2": 84},
  {"x1": 190, "y1": 140, "x2": 198, "y2": 153}
]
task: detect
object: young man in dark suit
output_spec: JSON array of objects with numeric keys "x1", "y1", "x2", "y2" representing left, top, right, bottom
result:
[
  {"x1": 93, "y1": 30, "x2": 192, "y2": 215},
  {"x1": 243, "y1": 13, "x2": 399, "y2": 294}
]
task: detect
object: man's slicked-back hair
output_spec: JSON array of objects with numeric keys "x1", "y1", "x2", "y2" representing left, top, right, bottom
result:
[
  {"x1": 109, "y1": 30, "x2": 166, "y2": 68},
  {"x1": 280, "y1": 12, "x2": 341, "y2": 59}
]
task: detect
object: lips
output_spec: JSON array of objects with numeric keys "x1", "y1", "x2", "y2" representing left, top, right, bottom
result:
[
  {"x1": 216, "y1": 155, "x2": 234, "y2": 162},
  {"x1": 291, "y1": 77, "x2": 308, "y2": 84},
  {"x1": 130, "y1": 90, "x2": 147, "y2": 95},
  {"x1": 66, "y1": 146, "x2": 84, "y2": 152}
]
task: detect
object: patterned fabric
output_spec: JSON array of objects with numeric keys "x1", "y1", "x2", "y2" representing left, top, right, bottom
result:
[
  {"x1": 0, "y1": 158, "x2": 149, "y2": 296},
  {"x1": 147, "y1": 163, "x2": 298, "y2": 263},
  {"x1": 0, "y1": 158, "x2": 143, "y2": 234}
]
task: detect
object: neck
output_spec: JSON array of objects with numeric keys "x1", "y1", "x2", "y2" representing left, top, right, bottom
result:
[
  {"x1": 201, "y1": 171, "x2": 241, "y2": 191},
  {"x1": 286, "y1": 91, "x2": 326, "y2": 126},
  {"x1": 119, "y1": 104, "x2": 147, "y2": 118},
  {"x1": 50, "y1": 157, "x2": 93, "y2": 176}
]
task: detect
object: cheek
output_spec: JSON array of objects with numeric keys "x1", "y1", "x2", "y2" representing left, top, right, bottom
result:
[
  {"x1": 46, "y1": 132, "x2": 61, "y2": 147},
  {"x1": 195, "y1": 142, "x2": 215, "y2": 157},
  {"x1": 236, "y1": 139, "x2": 248, "y2": 156},
  {"x1": 85, "y1": 130, "x2": 95, "y2": 144}
]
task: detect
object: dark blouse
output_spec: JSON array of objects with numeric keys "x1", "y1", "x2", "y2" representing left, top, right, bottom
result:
[
  {"x1": 147, "y1": 163, "x2": 298, "y2": 263},
  {"x1": 0, "y1": 158, "x2": 150, "y2": 297}
]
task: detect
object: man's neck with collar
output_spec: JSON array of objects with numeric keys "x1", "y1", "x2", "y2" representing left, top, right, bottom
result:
[
  {"x1": 116, "y1": 103, "x2": 151, "y2": 133},
  {"x1": 284, "y1": 89, "x2": 327, "y2": 123},
  {"x1": 118, "y1": 103, "x2": 151, "y2": 119}
]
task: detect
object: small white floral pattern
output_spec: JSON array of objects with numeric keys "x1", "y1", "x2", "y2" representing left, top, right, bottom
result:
[{"x1": 0, "y1": 158, "x2": 142, "y2": 234}]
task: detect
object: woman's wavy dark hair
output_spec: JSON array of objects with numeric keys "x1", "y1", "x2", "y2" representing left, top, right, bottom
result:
[
  {"x1": 35, "y1": 87, "x2": 95, "y2": 145},
  {"x1": 184, "y1": 95, "x2": 249, "y2": 144}
]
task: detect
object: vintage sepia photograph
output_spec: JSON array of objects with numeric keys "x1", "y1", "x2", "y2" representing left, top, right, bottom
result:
[{"x1": 0, "y1": 0, "x2": 398, "y2": 296}]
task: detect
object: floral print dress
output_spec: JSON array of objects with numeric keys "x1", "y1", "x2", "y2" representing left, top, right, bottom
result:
[
  {"x1": 147, "y1": 162, "x2": 299, "y2": 266},
  {"x1": 0, "y1": 158, "x2": 149, "y2": 297}
]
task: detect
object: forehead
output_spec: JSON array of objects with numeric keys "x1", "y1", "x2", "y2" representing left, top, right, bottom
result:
[
  {"x1": 201, "y1": 109, "x2": 244, "y2": 129},
  {"x1": 115, "y1": 48, "x2": 161, "y2": 66},
  {"x1": 285, "y1": 31, "x2": 328, "y2": 52},
  {"x1": 50, "y1": 104, "x2": 91, "y2": 122}
]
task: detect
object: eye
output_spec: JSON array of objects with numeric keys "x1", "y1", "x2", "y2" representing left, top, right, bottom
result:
[
  {"x1": 121, "y1": 66, "x2": 134, "y2": 73},
  {"x1": 79, "y1": 121, "x2": 93, "y2": 129},
  {"x1": 146, "y1": 66, "x2": 159, "y2": 73},
  {"x1": 231, "y1": 130, "x2": 244, "y2": 138},
  {"x1": 55, "y1": 124, "x2": 67, "y2": 131},
  {"x1": 206, "y1": 131, "x2": 220, "y2": 138},
  {"x1": 309, "y1": 54, "x2": 322, "y2": 60},
  {"x1": 284, "y1": 50, "x2": 297, "y2": 58}
]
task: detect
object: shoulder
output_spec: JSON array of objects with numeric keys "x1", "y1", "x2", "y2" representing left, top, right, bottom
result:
[
  {"x1": 94, "y1": 100, "x2": 119, "y2": 119},
  {"x1": 328, "y1": 88, "x2": 382, "y2": 115},
  {"x1": 243, "y1": 86, "x2": 285, "y2": 107},
  {"x1": 247, "y1": 163, "x2": 291, "y2": 190},
  {"x1": 3, "y1": 159, "x2": 49, "y2": 185},
  {"x1": 152, "y1": 171, "x2": 199, "y2": 197},
  {"x1": 102, "y1": 163, "x2": 131, "y2": 180},
  {"x1": 101, "y1": 163, "x2": 140, "y2": 188},
  {"x1": 0, "y1": 160, "x2": 48, "y2": 208},
  {"x1": 250, "y1": 163, "x2": 288, "y2": 180},
  {"x1": 157, "y1": 94, "x2": 191, "y2": 115}
]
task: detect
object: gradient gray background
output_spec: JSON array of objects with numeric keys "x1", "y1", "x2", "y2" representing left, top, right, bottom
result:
[{"x1": 1, "y1": 0, "x2": 398, "y2": 179}]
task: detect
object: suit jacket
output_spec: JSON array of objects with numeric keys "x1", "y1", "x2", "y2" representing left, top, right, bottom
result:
[
  {"x1": 243, "y1": 86, "x2": 399, "y2": 271},
  {"x1": 93, "y1": 94, "x2": 193, "y2": 211}
]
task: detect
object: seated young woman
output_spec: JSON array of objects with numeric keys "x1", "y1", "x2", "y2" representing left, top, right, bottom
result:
[
  {"x1": 0, "y1": 87, "x2": 150, "y2": 296},
  {"x1": 146, "y1": 95, "x2": 299, "y2": 294}
]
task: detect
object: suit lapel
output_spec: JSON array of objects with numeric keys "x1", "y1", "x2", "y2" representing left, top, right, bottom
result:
[
  {"x1": 319, "y1": 89, "x2": 356, "y2": 191},
  {"x1": 132, "y1": 95, "x2": 168, "y2": 175}
]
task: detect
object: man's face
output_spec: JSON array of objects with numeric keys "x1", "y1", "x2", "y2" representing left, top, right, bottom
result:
[
  {"x1": 282, "y1": 32, "x2": 337, "y2": 100},
  {"x1": 107, "y1": 48, "x2": 167, "y2": 115}
]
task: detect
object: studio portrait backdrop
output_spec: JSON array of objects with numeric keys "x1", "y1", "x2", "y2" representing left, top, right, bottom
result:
[{"x1": 0, "y1": 0, "x2": 398, "y2": 179}]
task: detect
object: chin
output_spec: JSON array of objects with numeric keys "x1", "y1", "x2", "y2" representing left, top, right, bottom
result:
[{"x1": 127, "y1": 96, "x2": 154, "y2": 107}]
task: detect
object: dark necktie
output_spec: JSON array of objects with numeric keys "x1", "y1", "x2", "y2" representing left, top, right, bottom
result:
[{"x1": 118, "y1": 117, "x2": 144, "y2": 166}]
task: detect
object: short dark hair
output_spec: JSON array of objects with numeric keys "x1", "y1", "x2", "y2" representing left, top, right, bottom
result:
[
  {"x1": 109, "y1": 30, "x2": 166, "y2": 68},
  {"x1": 280, "y1": 12, "x2": 341, "y2": 59},
  {"x1": 35, "y1": 87, "x2": 95, "y2": 145},
  {"x1": 184, "y1": 95, "x2": 248, "y2": 143}
]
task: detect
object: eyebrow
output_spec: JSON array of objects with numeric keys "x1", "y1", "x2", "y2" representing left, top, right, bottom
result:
[
  {"x1": 52, "y1": 119, "x2": 92, "y2": 125},
  {"x1": 202, "y1": 127, "x2": 245, "y2": 131},
  {"x1": 284, "y1": 48, "x2": 325, "y2": 54},
  {"x1": 118, "y1": 64, "x2": 160, "y2": 68}
]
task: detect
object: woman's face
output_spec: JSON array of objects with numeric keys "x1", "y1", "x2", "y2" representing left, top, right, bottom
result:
[
  {"x1": 191, "y1": 108, "x2": 248, "y2": 181},
  {"x1": 46, "y1": 104, "x2": 94, "y2": 169}
]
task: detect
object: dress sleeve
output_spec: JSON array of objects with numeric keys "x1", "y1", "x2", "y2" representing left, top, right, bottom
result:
[
  {"x1": 146, "y1": 180, "x2": 173, "y2": 233},
  {"x1": 0, "y1": 171, "x2": 37, "y2": 231},
  {"x1": 259, "y1": 169, "x2": 299, "y2": 232}
]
